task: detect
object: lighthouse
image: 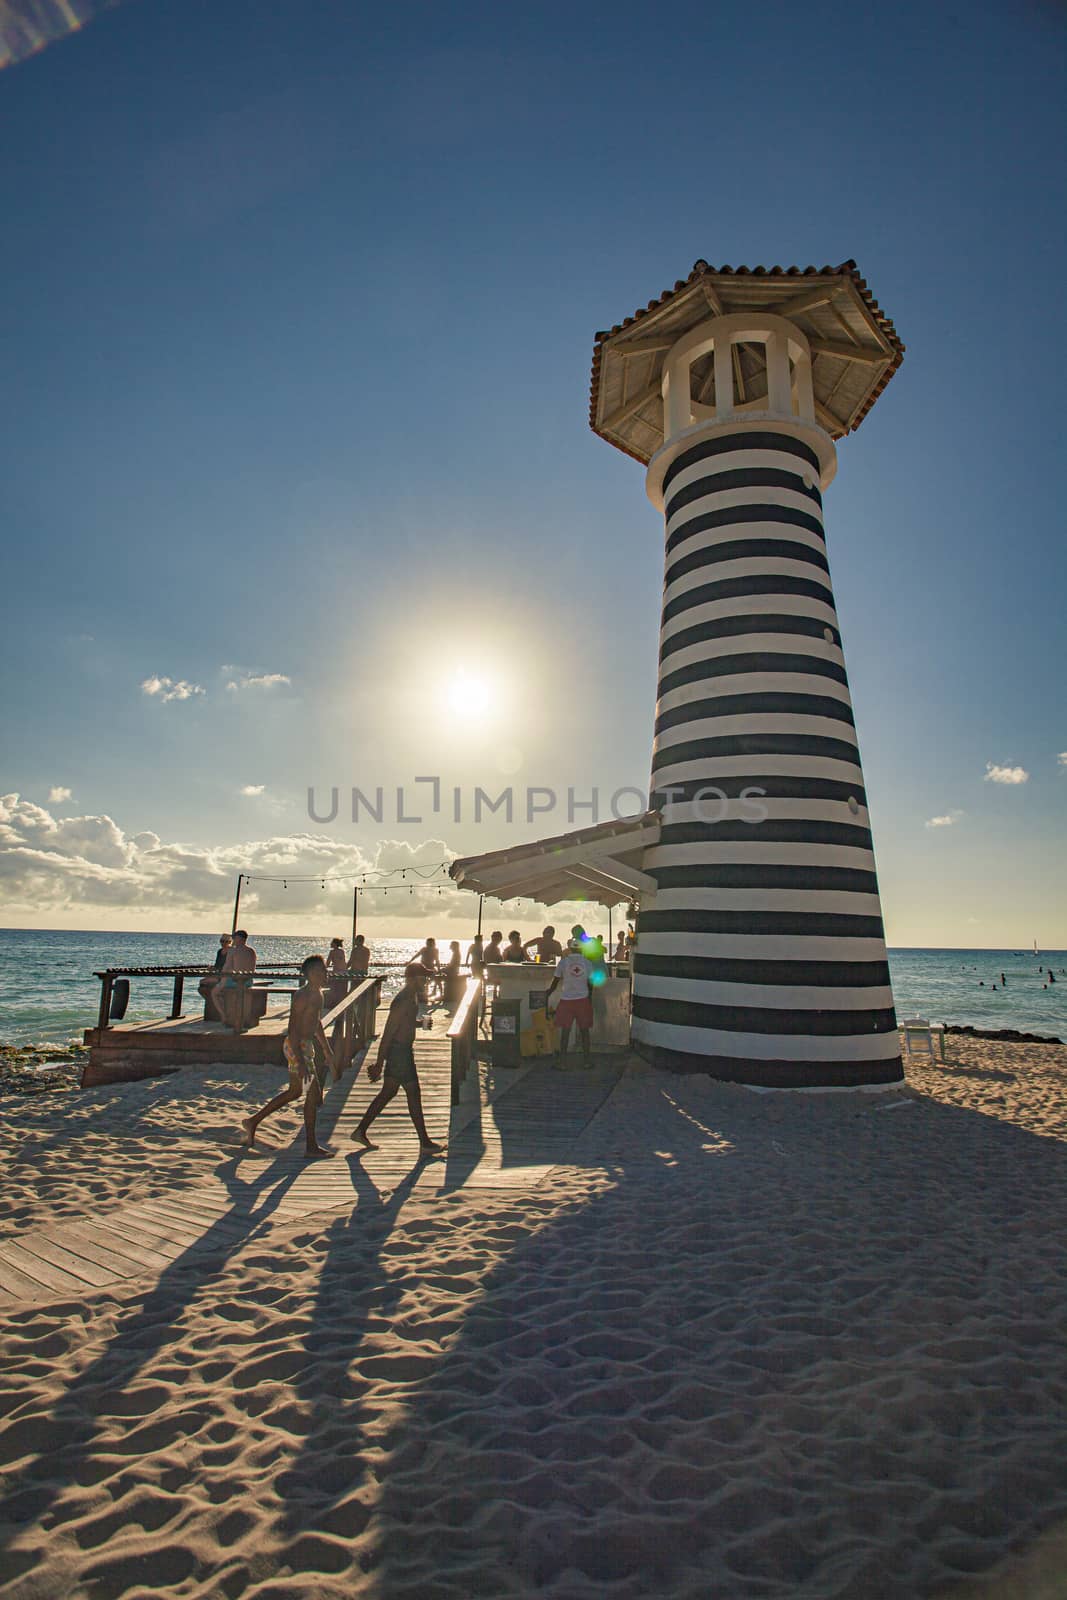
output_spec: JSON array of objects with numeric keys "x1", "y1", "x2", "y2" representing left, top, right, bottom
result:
[{"x1": 590, "y1": 261, "x2": 905, "y2": 1089}]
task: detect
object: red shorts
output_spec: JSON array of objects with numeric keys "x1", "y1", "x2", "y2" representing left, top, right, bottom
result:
[{"x1": 553, "y1": 996, "x2": 593, "y2": 1030}]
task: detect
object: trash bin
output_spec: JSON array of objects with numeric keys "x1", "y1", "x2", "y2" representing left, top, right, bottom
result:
[{"x1": 491, "y1": 998, "x2": 522, "y2": 1068}]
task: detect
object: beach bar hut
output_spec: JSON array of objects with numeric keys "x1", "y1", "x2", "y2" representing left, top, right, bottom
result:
[{"x1": 455, "y1": 260, "x2": 906, "y2": 1090}]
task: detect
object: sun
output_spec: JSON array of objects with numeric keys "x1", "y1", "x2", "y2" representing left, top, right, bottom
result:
[{"x1": 445, "y1": 672, "x2": 491, "y2": 719}]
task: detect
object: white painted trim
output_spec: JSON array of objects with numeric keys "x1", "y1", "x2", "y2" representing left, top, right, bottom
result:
[
  {"x1": 663, "y1": 445, "x2": 825, "y2": 504},
  {"x1": 659, "y1": 593, "x2": 840, "y2": 642},
  {"x1": 663, "y1": 555, "x2": 837, "y2": 604},
  {"x1": 632, "y1": 973, "x2": 895, "y2": 1010},
  {"x1": 645, "y1": 840, "x2": 877, "y2": 869},
  {"x1": 656, "y1": 675, "x2": 855, "y2": 716},
  {"x1": 647, "y1": 416, "x2": 838, "y2": 509},
  {"x1": 630, "y1": 1015, "x2": 903, "y2": 1062},
  {"x1": 660, "y1": 634, "x2": 844, "y2": 674},
  {"x1": 666, "y1": 486, "x2": 825, "y2": 536},
  {"x1": 649, "y1": 889, "x2": 885, "y2": 915},
  {"x1": 653, "y1": 711, "x2": 861, "y2": 750},
  {"x1": 651, "y1": 753, "x2": 865, "y2": 786},
  {"x1": 634, "y1": 932, "x2": 889, "y2": 961}
]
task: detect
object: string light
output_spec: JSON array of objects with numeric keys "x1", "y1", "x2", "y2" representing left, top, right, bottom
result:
[{"x1": 241, "y1": 859, "x2": 451, "y2": 887}]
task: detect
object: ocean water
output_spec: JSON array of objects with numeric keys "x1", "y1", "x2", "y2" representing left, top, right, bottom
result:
[
  {"x1": 0, "y1": 929, "x2": 1063, "y2": 1049},
  {"x1": 0, "y1": 929, "x2": 431, "y2": 1050}
]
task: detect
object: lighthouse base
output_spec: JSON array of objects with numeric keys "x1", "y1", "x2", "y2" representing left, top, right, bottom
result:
[{"x1": 632, "y1": 1037, "x2": 904, "y2": 1090}]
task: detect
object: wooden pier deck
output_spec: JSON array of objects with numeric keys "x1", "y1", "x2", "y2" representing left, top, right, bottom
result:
[
  {"x1": 81, "y1": 1007, "x2": 292, "y2": 1086},
  {"x1": 0, "y1": 1003, "x2": 627, "y2": 1309}
]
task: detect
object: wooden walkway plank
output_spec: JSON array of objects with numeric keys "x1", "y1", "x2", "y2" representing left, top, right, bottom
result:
[
  {"x1": 53, "y1": 1223, "x2": 164, "y2": 1277},
  {"x1": 142, "y1": 1201, "x2": 240, "y2": 1233},
  {"x1": 11, "y1": 1234, "x2": 116, "y2": 1290},
  {"x1": 86, "y1": 1215, "x2": 184, "y2": 1263},
  {"x1": 0, "y1": 1240, "x2": 87, "y2": 1297},
  {"x1": 116, "y1": 1205, "x2": 215, "y2": 1248},
  {"x1": 0, "y1": 1253, "x2": 51, "y2": 1303}
]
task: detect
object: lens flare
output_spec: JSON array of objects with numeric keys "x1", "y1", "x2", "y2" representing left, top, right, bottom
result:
[{"x1": 1, "y1": 0, "x2": 125, "y2": 72}]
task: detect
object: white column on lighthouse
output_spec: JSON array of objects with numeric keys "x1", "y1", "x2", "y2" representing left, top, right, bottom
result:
[{"x1": 629, "y1": 311, "x2": 901, "y2": 1088}]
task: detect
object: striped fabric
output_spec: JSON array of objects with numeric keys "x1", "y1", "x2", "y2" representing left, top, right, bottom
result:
[{"x1": 634, "y1": 427, "x2": 902, "y2": 1088}]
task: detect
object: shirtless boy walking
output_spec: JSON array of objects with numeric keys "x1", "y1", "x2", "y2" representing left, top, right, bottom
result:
[
  {"x1": 241, "y1": 954, "x2": 337, "y2": 1158},
  {"x1": 352, "y1": 964, "x2": 444, "y2": 1155}
]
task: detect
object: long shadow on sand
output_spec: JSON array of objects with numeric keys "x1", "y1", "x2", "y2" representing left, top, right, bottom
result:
[
  {"x1": 4, "y1": 1068, "x2": 1067, "y2": 1600},
  {"x1": 341, "y1": 1080, "x2": 1067, "y2": 1600},
  {"x1": 267, "y1": 1152, "x2": 437, "y2": 1541},
  {"x1": 0, "y1": 1059, "x2": 379, "y2": 1568}
]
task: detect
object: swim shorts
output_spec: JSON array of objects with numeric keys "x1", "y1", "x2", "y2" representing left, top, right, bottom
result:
[
  {"x1": 284, "y1": 1036, "x2": 327, "y2": 1092},
  {"x1": 384, "y1": 1043, "x2": 419, "y2": 1089},
  {"x1": 553, "y1": 997, "x2": 593, "y2": 1030}
]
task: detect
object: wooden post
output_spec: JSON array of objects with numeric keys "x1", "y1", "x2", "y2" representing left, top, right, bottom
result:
[
  {"x1": 477, "y1": 894, "x2": 484, "y2": 937},
  {"x1": 608, "y1": 905, "x2": 613, "y2": 962},
  {"x1": 231, "y1": 873, "x2": 244, "y2": 935},
  {"x1": 343, "y1": 978, "x2": 354, "y2": 1070},
  {"x1": 97, "y1": 974, "x2": 113, "y2": 1032},
  {"x1": 170, "y1": 974, "x2": 184, "y2": 1019}
]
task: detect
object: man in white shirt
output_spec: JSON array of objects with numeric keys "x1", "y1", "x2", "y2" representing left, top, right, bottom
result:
[{"x1": 545, "y1": 940, "x2": 594, "y2": 1070}]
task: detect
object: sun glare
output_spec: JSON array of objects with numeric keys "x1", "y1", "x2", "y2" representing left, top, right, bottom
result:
[{"x1": 445, "y1": 672, "x2": 491, "y2": 719}]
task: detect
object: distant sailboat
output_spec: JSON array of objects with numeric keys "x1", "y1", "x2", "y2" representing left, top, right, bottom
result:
[{"x1": 1033, "y1": 938, "x2": 1040, "y2": 956}]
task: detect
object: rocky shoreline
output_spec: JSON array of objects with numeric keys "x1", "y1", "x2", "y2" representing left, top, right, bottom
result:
[
  {"x1": 0, "y1": 1043, "x2": 85, "y2": 1095},
  {"x1": 944, "y1": 1022, "x2": 1064, "y2": 1045}
]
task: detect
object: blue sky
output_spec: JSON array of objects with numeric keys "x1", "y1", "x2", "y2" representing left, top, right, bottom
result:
[{"x1": 1, "y1": 0, "x2": 1064, "y2": 944}]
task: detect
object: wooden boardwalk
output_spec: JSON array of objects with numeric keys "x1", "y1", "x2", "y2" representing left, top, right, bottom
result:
[
  {"x1": 82, "y1": 1007, "x2": 292, "y2": 1086},
  {"x1": 0, "y1": 1005, "x2": 626, "y2": 1310}
]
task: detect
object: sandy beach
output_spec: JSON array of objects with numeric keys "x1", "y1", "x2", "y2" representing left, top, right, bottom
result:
[{"x1": 1, "y1": 1031, "x2": 1065, "y2": 1599}]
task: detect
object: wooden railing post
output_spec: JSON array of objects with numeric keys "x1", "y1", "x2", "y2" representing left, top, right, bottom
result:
[
  {"x1": 447, "y1": 978, "x2": 482, "y2": 1106},
  {"x1": 321, "y1": 976, "x2": 380, "y2": 1067},
  {"x1": 170, "y1": 974, "x2": 184, "y2": 1019},
  {"x1": 96, "y1": 973, "x2": 113, "y2": 1032}
]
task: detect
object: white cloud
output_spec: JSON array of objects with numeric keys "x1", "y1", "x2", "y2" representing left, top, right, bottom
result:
[
  {"x1": 984, "y1": 762, "x2": 1029, "y2": 785},
  {"x1": 240, "y1": 784, "x2": 266, "y2": 796},
  {"x1": 47, "y1": 786, "x2": 72, "y2": 804},
  {"x1": 1058, "y1": 752, "x2": 1067, "y2": 769},
  {"x1": 0, "y1": 793, "x2": 464, "y2": 923},
  {"x1": 142, "y1": 675, "x2": 205, "y2": 704},
  {"x1": 224, "y1": 669, "x2": 291, "y2": 693},
  {"x1": 925, "y1": 811, "x2": 963, "y2": 828}
]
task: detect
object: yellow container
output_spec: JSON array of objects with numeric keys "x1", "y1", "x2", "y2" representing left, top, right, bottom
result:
[{"x1": 520, "y1": 1009, "x2": 557, "y2": 1057}]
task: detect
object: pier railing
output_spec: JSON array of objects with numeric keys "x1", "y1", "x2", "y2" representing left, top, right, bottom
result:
[
  {"x1": 447, "y1": 977, "x2": 483, "y2": 1106},
  {"x1": 91, "y1": 962, "x2": 413, "y2": 1034},
  {"x1": 321, "y1": 976, "x2": 382, "y2": 1070}
]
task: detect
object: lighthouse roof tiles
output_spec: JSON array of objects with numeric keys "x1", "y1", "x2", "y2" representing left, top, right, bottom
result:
[{"x1": 590, "y1": 260, "x2": 905, "y2": 466}]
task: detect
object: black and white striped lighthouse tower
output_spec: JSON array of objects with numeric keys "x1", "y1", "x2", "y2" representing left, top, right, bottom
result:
[{"x1": 590, "y1": 261, "x2": 905, "y2": 1088}]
